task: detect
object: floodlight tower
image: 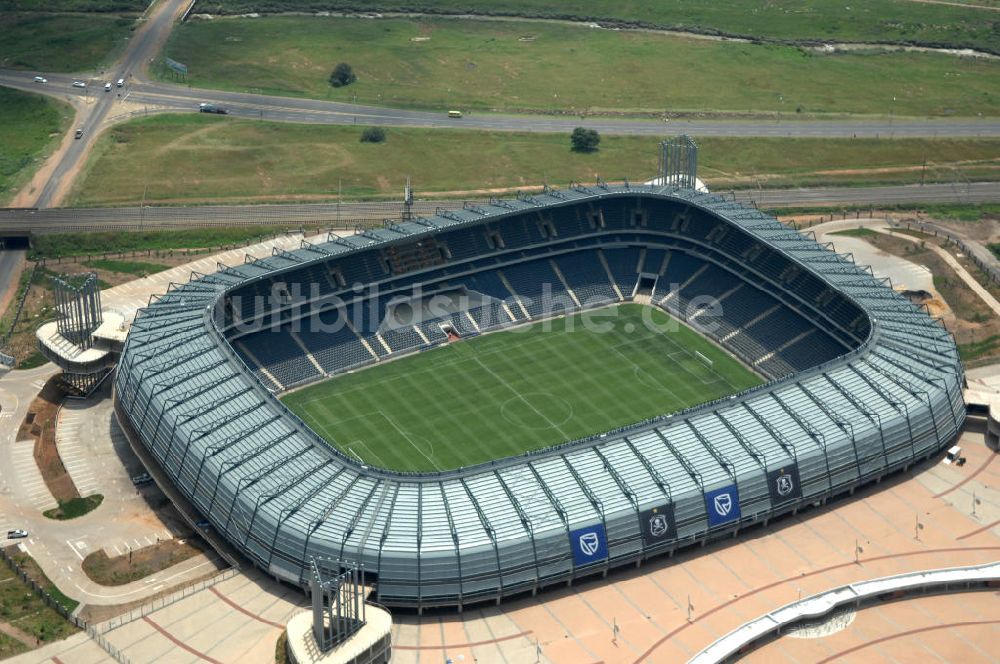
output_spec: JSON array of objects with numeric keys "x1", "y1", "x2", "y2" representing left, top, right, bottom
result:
[{"x1": 658, "y1": 135, "x2": 699, "y2": 189}]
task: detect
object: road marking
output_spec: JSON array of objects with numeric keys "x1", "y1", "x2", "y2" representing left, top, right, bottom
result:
[{"x1": 66, "y1": 539, "x2": 85, "y2": 561}]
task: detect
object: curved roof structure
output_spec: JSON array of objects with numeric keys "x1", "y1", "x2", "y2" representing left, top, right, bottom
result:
[{"x1": 114, "y1": 185, "x2": 965, "y2": 609}]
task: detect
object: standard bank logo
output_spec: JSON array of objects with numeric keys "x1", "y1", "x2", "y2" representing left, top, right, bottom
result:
[
  {"x1": 705, "y1": 484, "x2": 741, "y2": 527},
  {"x1": 569, "y1": 524, "x2": 608, "y2": 566},
  {"x1": 579, "y1": 531, "x2": 600, "y2": 556},
  {"x1": 713, "y1": 492, "x2": 733, "y2": 516}
]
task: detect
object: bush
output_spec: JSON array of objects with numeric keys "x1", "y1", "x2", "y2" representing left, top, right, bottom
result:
[
  {"x1": 360, "y1": 127, "x2": 386, "y2": 143},
  {"x1": 43, "y1": 494, "x2": 103, "y2": 520},
  {"x1": 571, "y1": 127, "x2": 600, "y2": 152},
  {"x1": 329, "y1": 62, "x2": 356, "y2": 87}
]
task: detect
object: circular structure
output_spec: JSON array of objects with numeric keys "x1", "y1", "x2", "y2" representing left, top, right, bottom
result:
[{"x1": 114, "y1": 185, "x2": 965, "y2": 610}]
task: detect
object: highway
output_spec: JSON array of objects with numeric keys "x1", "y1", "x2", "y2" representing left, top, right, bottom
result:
[
  {"x1": 2, "y1": 182, "x2": 997, "y2": 235},
  {"x1": 5, "y1": 69, "x2": 1000, "y2": 141},
  {"x1": 6, "y1": 0, "x2": 193, "y2": 208},
  {"x1": 1, "y1": 0, "x2": 998, "y2": 214}
]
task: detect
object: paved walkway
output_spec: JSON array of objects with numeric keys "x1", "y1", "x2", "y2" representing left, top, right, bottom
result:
[
  {"x1": 19, "y1": 429, "x2": 988, "y2": 664},
  {"x1": 382, "y1": 430, "x2": 998, "y2": 664},
  {"x1": 814, "y1": 217, "x2": 1000, "y2": 316}
]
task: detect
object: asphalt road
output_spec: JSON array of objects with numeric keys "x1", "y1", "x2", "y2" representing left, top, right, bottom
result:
[
  {"x1": 6, "y1": 69, "x2": 1000, "y2": 141},
  {"x1": 1, "y1": 182, "x2": 997, "y2": 235},
  {"x1": 7, "y1": 0, "x2": 192, "y2": 209}
]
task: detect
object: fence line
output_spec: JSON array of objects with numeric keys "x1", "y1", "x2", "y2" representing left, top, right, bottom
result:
[
  {"x1": 1, "y1": 261, "x2": 37, "y2": 345},
  {"x1": 889, "y1": 219, "x2": 1000, "y2": 285},
  {"x1": 0, "y1": 545, "x2": 239, "y2": 663},
  {"x1": 93, "y1": 567, "x2": 240, "y2": 634}
]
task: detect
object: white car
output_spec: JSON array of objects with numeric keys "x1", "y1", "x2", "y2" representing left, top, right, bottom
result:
[
  {"x1": 72, "y1": 80, "x2": 86, "y2": 88},
  {"x1": 116, "y1": 78, "x2": 125, "y2": 87},
  {"x1": 33, "y1": 76, "x2": 47, "y2": 83},
  {"x1": 104, "y1": 82, "x2": 112, "y2": 91},
  {"x1": 7, "y1": 529, "x2": 28, "y2": 539}
]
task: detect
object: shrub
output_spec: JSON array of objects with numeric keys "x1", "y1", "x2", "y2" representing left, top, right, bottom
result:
[
  {"x1": 330, "y1": 62, "x2": 356, "y2": 87},
  {"x1": 570, "y1": 127, "x2": 600, "y2": 152},
  {"x1": 360, "y1": 127, "x2": 386, "y2": 143}
]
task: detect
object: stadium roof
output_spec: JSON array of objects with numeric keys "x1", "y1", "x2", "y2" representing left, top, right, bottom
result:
[{"x1": 115, "y1": 184, "x2": 965, "y2": 609}]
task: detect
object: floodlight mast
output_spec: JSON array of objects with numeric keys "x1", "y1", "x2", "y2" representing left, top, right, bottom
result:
[
  {"x1": 310, "y1": 557, "x2": 367, "y2": 651},
  {"x1": 403, "y1": 176, "x2": 414, "y2": 222},
  {"x1": 658, "y1": 135, "x2": 698, "y2": 190}
]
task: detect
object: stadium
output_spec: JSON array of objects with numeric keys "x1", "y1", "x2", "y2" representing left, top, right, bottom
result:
[{"x1": 113, "y1": 182, "x2": 966, "y2": 611}]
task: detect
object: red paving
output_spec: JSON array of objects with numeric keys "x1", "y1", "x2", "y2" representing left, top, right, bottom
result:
[
  {"x1": 142, "y1": 616, "x2": 224, "y2": 664},
  {"x1": 208, "y1": 586, "x2": 284, "y2": 629},
  {"x1": 389, "y1": 434, "x2": 999, "y2": 664}
]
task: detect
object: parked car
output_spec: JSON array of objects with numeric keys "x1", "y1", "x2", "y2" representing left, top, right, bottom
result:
[
  {"x1": 198, "y1": 103, "x2": 227, "y2": 115},
  {"x1": 7, "y1": 529, "x2": 28, "y2": 539},
  {"x1": 131, "y1": 472, "x2": 152, "y2": 486},
  {"x1": 116, "y1": 78, "x2": 125, "y2": 87},
  {"x1": 33, "y1": 76, "x2": 47, "y2": 83},
  {"x1": 74, "y1": 128, "x2": 84, "y2": 139},
  {"x1": 104, "y1": 82, "x2": 112, "y2": 92},
  {"x1": 72, "y1": 80, "x2": 86, "y2": 88}
]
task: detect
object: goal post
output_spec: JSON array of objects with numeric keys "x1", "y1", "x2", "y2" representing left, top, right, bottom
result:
[{"x1": 695, "y1": 351, "x2": 713, "y2": 368}]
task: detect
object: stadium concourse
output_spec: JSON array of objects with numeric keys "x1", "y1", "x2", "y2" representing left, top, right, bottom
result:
[
  {"x1": 115, "y1": 182, "x2": 965, "y2": 613},
  {"x1": 13, "y1": 428, "x2": 998, "y2": 663}
]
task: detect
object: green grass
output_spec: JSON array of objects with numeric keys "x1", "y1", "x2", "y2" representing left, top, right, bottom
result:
[
  {"x1": 0, "y1": 632, "x2": 29, "y2": 659},
  {"x1": 160, "y1": 16, "x2": 1000, "y2": 116},
  {"x1": 0, "y1": 87, "x2": 72, "y2": 205},
  {"x1": 81, "y1": 258, "x2": 170, "y2": 276},
  {"x1": 69, "y1": 113, "x2": 1000, "y2": 206},
  {"x1": 192, "y1": 0, "x2": 1000, "y2": 53},
  {"x1": 43, "y1": 494, "x2": 103, "y2": 520},
  {"x1": 0, "y1": 12, "x2": 137, "y2": 72},
  {"x1": 17, "y1": 352, "x2": 50, "y2": 370},
  {"x1": 831, "y1": 228, "x2": 880, "y2": 238},
  {"x1": 282, "y1": 304, "x2": 761, "y2": 472},
  {"x1": 960, "y1": 334, "x2": 1000, "y2": 362},
  {"x1": 30, "y1": 226, "x2": 293, "y2": 258},
  {"x1": 1, "y1": 553, "x2": 79, "y2": 637},
  {"x1": 769, "y1": 202, "x2": 1000, "y2": 219}
]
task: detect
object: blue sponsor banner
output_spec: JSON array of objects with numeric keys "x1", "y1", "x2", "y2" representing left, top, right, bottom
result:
[
  {"x1": 569, "y1": 523, "x2": 608, "y2": 566},
  {"x1": 705, "y1": 484, "x2": 741, "y2": 527}
]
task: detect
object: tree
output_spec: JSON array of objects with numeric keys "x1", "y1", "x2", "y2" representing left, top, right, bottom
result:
[
  {"x1": 330, "y1": 62, "x2": 357, "y2": 88},
  {"x1": 571, "y1": 127, "x2": 600, "y2": 152},
  {"x1": 360, "y1": 127, "x2": 386, "y2": 143}
]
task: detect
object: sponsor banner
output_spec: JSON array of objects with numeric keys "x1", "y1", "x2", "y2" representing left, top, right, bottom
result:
[
  {"x1": 767, "y1": 464, "x2": 802, "y2": 504},
  {"x1": 639, "y1": 503, "x2": 677, "y2": 545},
  {"x1": 705, "y1": 484, "x2": 741, "y2": 527},
  {"x1": 569, "y1": 523, "x2": 608, "y2": 567}
]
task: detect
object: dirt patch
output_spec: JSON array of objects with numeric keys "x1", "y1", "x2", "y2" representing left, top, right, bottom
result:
[
  {"x1": 17, "y1": 377, "x2": 78, "y2": 504},
  {"x1": 852, "y1": 230, "x2": 1000, "y2": 352},
  {"x1": 81, "y1": 537, "x2": 208, "y2": 587}
]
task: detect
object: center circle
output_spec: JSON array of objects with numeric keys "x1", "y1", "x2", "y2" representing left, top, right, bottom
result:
[{"x1": 500, "y1": 391, "x2": 573, "y2": 430}]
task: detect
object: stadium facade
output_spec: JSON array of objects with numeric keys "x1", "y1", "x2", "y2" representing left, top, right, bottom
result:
[{"x1": 114, "y1": 185, "x2": 965, "y2": 610}]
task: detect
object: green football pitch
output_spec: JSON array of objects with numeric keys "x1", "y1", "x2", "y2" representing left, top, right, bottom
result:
[{"x1": 281, "y1": 304, "x2": 762, "y2": 472}]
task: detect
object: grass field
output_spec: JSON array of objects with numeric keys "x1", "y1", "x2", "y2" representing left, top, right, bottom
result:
[
  {"x1": 29, "y1": 226, "x2": 294, "y2": 258},
  {"x1": 160, "y1": 16, "x2": 1000, "y2": 116},
  {"x1": 0, "y1": 87, "x2": 72, "y2": 205},
  {"x1": 0, "y1": 552, "x2": 79, "y2": 643},
  {"x1": 0, "y1": 12, "x2": 137, "y2": 72},
  {"x1": 68, "y1": 114, "x2": 1000, "y2": 205},
  {"x1": 193, "y1": 0, "x2": 999, "y2": 53},
  {"x1": 282, "y1": 304, "x2": 761, "y2": 471}
]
